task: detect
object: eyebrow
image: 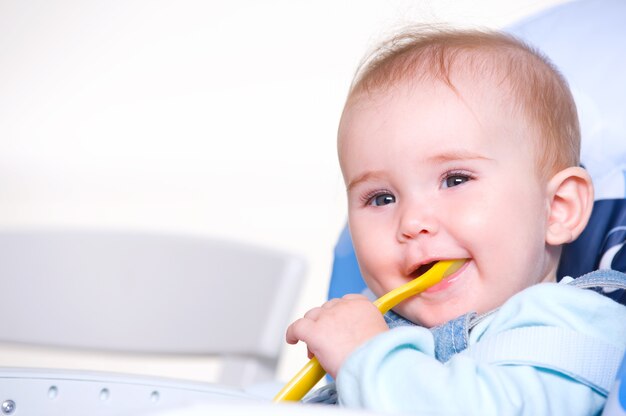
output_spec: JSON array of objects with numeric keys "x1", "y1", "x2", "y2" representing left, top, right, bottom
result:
[
  {"x1": 346, "y1": 171, "x2": 387, "y2": 192},
  {"x1": 427, "y1": 150, "x2": 493, "y2": 164},
  {"x1": 346, "y1": 150, "x2": 493, "y2": 191}
]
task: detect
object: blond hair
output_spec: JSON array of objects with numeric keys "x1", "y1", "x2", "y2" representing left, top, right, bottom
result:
[{"x1": 345, "y1": 26, "x2": 580, "y2": 179}]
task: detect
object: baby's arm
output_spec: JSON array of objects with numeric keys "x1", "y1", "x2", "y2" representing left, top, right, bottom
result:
[
  {"x1": 336, "y1": 284, "x2": 626, "y2": 415},
  {"x1": 337, "y1": 326, "x2": 604, "y2": 415},
  {"x1": 285, "y1": 294, "x2": 389, "y2": 378}
]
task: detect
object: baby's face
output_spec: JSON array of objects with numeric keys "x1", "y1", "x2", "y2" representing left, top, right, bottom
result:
[{"x1": 338, "y1": 79, "x2": 557, "y2": 327}]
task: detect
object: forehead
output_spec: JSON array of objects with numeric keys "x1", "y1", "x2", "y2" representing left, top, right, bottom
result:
[
  {"x1": 338, "y1": 77, "x2": 536, "y2": 174},
  {"x1": 340, "y1": 76, "x2": 518, "y2": 144}
]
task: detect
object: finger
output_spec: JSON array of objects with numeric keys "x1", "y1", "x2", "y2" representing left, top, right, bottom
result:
[
  {"x1": 342, "y1": 293, "x2": 369, "y2": 301},
  {"x1": 321, "y1": 298, "x2": 341, "y2": 309},
  {"x1": 285, "y1": 318, "x2": 314, "y2": 345},
  {"x1": 303, "y1": 306, "x2": 323, "y2": 320}
]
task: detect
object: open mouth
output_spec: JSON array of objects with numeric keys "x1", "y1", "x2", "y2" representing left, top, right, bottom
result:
[
  {"x1": 409, "y1": 261, "x2": 437, "y2": 278},
  {"x1": 422, "y1": 259, "x2": 469, "y2": 293}
]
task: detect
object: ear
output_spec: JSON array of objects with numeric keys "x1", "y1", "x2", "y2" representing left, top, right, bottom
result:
[{"x1": 545, "y1": 166, "x2": 594, "y2": 246}]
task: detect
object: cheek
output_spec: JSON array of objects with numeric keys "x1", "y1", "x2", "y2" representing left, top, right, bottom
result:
[
  {"x1": 349, "y1": 215, "x2": 396, "y2": 290},
  {"x1": 443, "y1": 190, "x2": 532, "y2": 257},
  {"x1": 444, "y1": 196, "x2": 497, "y2": 239},
  {"x1": 353, "y1": 244, "x2": 391, "y2": 296},
  {"x1": 450, "y1": 186, "x2": 548, "y2": 271}
]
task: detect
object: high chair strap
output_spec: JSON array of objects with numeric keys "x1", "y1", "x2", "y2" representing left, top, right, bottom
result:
[
  {"x1": 462, "y1": 326, "x2": 625, "y2": 396},
  {"x1": 566, "y1": 268, "x2": 626, "y2": 292}
]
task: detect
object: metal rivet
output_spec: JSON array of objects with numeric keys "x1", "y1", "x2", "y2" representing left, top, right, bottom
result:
[
  {"x1": 48, "y1": 386, "x2": 59, "y2": 400},
  {"x1": 1, "y1": 400, "x2": 16, "y2": 415},
  {"x1": 99, "y1": 388, "x2": 110, "y2": 401},
  {"x1": 150, "y1": 391, "x2": 160, "y2": 403}
]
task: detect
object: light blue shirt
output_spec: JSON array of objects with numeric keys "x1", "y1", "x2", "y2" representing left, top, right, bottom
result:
[{"x1": 336, "y1": 281, "x2": 626, "y2": 415}]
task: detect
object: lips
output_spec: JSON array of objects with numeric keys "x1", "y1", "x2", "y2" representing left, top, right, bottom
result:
[{"x1": 423, "y1": 260, "x2": 469, "y2": 293}]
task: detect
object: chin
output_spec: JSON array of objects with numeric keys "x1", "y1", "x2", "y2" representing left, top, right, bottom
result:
[
  {"x1": 401, "y1": 302, "x2": 467, "y2": 328},
  {"x1": 420, "y1": 316, "x2": 448, "y2": 329}
]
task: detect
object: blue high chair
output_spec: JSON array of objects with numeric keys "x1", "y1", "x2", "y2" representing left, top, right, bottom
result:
[{"x1": 328, "y1": 0, "x2": 626, "y2": 413}]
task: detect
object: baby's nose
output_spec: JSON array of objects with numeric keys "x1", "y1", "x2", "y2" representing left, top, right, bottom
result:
[{"x1": 396, "y1": 204, "x2": 439, "y2": 242}]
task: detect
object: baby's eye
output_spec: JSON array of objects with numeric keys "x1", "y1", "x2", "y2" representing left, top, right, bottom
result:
[
  {"x1": 368, "y1": 193, "x2": 396, "y2": 206},
  {"x1": 442, "y1": 173, "x2": 471, "y2": 188}
]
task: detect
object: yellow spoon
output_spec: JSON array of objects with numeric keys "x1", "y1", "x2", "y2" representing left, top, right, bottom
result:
[{"x1": 273, "y1": 258, "x2": 466, "y2": 402}]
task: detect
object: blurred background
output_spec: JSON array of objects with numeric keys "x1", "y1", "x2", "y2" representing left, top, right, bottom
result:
[{"x1": 0, "y1": 0, "x2": 569, "y2": 383}]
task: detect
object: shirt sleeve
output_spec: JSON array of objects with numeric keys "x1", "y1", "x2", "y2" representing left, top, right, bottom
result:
[{"x1": 336, "y1": 284, "x2": 626, "y2": 415}]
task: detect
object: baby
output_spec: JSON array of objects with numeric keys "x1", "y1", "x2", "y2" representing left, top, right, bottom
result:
[{"x1": 286, "y1": 27, "x2": 626, "y2": 414}]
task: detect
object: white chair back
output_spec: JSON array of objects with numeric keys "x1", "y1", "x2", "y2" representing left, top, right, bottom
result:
[{"x1": 0, "y1": 229, "x2": 305, "y2": 387}]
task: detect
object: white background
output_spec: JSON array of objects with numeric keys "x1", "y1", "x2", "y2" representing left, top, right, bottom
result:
[{"x1": 0, "y1": 0, "x2": 569, "y2": 382}]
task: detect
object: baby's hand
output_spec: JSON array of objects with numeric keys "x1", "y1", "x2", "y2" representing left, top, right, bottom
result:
[{"x1": 285, "y1": 294, "x2": 388, "y2": 378}]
